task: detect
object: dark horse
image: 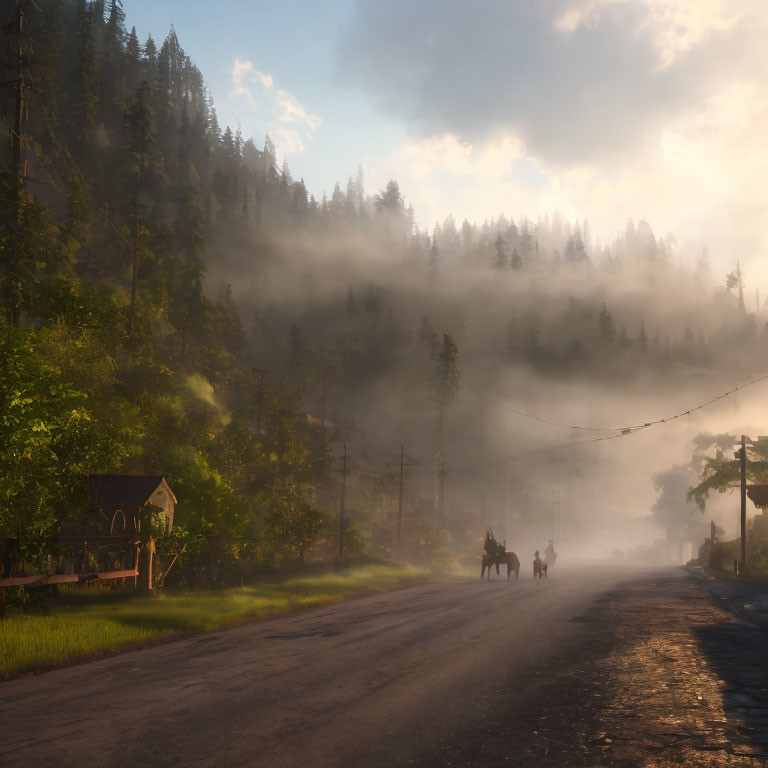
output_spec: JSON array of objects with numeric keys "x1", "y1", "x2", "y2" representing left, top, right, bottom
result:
[{"x1": 481, "y1": 530, "x2": 520, "y2": 580}]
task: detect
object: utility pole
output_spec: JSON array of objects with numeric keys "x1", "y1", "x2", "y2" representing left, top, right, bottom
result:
[
  {"x1": 396, "y1": 445, "x2": 405, "y2": 560},
  {"x1": 740, "y1": 434, "x2": 747, "y2": 573},
  {"x1": 437, "y1": 403, "x2": 446, "y2": 529},
  {"x1": 339, "y1": 444, "x2": 347, "y2": 562},
  {"x1": 12, "y1": 0, "x2": 26, "y2": 198},
  {"x1": 252, "y1": 367, "x2": 266, "y2": 433},
  {"x1": 505, "y1": 457, "x2": 511, "y2": 540}
]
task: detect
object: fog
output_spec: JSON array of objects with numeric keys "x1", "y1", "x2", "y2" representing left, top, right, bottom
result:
[
  {"x1": 5, "y1": 3, "x2": 762, "y2": 574},
  {"x1": 202, "y1": 183, "x2": 766, "y2": 565}
]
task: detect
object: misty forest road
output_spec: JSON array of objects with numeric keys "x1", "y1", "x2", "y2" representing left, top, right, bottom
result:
[{"x1": 2, "y1": 566, "x2": 768, "y2": 767}]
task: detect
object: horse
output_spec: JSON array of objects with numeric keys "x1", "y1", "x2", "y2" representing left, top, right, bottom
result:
[
  {"x1": 481, "y1": 548, "x2": 521, "y2": 580},
  {"x1": 544, "y1": 540, "x2": 557, "y2": 568}
]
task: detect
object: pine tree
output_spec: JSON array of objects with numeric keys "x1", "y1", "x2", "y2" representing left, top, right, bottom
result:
[
  {"x1": 106, "y1": 1, "x2": 126, "y2": 40},
  {"x1": 494, "y1": 233, "x2": 507, "y2": 269},
  {"x1": 73, "y1": 0, "x2": 100, "y2": 146},
  {"x1": 525, "y1": 312, "x2": 541, "y2": 360},
  {"x1": 726, "y1": 262, "x2": 746, "y2": 312},
  {"x1": 598, "y1": 303, "x2": 616, "y2": 344},
  {"x1": 432, "y1": 334, "x2": 460, "y2": 411},
  {"x1": 124, "y1": 81, "x2": 155, "y2": 183},
  {"x1": 428, "y1": 235, "x2": 441, "y2": 281},
  {"x1": 418, "y1": 316, "x2": 438, "y2": 358},
  {"x1": 638, "y1": 319, "x2": 648, "y2": 350}
]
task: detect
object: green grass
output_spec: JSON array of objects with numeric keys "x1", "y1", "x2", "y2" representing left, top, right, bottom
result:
[{"x1": 0, "y1": 564, "x2": 426, "y2": 678}]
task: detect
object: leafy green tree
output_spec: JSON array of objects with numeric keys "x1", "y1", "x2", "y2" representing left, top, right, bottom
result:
[
  {"x1": 687, "y1": 434, "x2": 768, "y2": 511},
  {"x1": 652, "y1": 465, "x2": 707, "y2": 556},
  {"x1": 264, "y1": 477, "x2": 327, "y2": 564},
  {"x1": 0, "y1": 329, "x2": 142, "y2": 568}
]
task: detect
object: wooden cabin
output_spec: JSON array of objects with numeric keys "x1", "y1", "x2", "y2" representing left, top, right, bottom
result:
[{"x1": 88, "y1": 474, "x2": 177, "y2": 534}]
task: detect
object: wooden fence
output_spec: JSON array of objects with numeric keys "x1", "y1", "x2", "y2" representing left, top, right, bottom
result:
[{"x1": 0, "y1": 569, "x2": 138, "y2": 588}]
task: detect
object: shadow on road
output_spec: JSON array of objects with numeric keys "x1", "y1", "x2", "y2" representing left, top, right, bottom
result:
[{"x1": 695, "y1": 620, "x2": 768, "y2": 760}]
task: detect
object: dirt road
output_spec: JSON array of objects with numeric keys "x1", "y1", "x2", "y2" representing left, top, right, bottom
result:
[{"x1": 1, "y1": 566, "x2": 766, "y2": 767}]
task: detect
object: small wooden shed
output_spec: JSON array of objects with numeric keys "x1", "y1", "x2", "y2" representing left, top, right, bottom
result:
[{"x1": 89, "y1": 474, "x2": 177, "y2": 534}]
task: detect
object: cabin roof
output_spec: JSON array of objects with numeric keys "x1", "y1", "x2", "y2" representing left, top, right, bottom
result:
[{"x1": 88, "y1": 474, "x2": 177, "y2": 510}]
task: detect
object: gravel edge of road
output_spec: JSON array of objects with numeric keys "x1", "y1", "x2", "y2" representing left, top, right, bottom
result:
[{"x1": 685, "y1": 564, "x2": 768, "y2": 632}]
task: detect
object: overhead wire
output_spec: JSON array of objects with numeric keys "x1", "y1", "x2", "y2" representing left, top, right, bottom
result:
[
  {"x1": 458, "y1": 370, "x2": 622, "y2": 432},
  {"x1": 460, "y1": 368, "x2": 768, "y2": 434},
  {"x1": 448, "y1": 369, "x2": 768, "y2": 476}
]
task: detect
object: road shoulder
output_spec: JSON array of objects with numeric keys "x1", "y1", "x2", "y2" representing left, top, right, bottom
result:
[{"x1": 425, "y1": 569, "x2": 768, "y2": 767}]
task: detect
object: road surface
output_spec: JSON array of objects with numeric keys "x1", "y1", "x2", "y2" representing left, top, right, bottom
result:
[{"x1": 1, "y1": 565, "x2": 767, "y2": 766}]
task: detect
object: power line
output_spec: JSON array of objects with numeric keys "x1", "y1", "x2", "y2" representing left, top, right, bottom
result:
[
  {"x1": 459, "y1": 368, "x2": 768, "y2": 436},
  {"x1": 623, "y1": 370, "x2": 768, "y2": 431},
  {"x1": 449, "y1": 433, "x2": 627, "y2": 475},
  {"x1": 449, "y1": 370, "x2": 768, "y2": 474},
  {"x1": 459, "y1": 370, "x2": 621, "y2": 432}
]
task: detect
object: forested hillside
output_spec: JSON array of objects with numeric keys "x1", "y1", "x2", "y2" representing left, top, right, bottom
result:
[{"x1": 2, "y1": 1, "x2": 765, "y2": 580}]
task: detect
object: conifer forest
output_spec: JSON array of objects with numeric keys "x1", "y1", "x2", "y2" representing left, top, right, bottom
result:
[
  {"x1": 5, "y1": 3, "x2": 768, "y2": 767},
  {"x1": 1, "y1": 1, "x2": 767, "y2": 584}
]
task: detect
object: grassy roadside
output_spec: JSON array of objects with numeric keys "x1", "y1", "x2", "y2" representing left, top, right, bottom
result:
[{"x1": 0, "y1": 564, "x2": 427, "y2": 678}]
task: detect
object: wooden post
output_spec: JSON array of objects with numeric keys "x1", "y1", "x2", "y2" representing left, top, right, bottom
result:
[
  {"x1": 396, "y1": 445, "x2": 404, "y2": 560},
  {"x1": 137, "y1": 507, "x2": 154, "y2": 590},
  {"x1": 137, "y1": 535, "x2": 154, "y2": 591},
  {"x1": 740, "y1": 434, "x2": 747, "y2": 573},
  {"x1": 339, "y1": 444, "x2": 347, "y2": 562},
  {"x1": 505, "y1": 458, "x2": 511, "y2": 540},
  {"x1": 438, "y1": 404, "x2": 446, "y2": 529}
]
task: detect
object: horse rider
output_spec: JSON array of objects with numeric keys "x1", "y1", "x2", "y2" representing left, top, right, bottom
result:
[{"x1": 484, "y1": 530, "x2": 498, "y2": 558}]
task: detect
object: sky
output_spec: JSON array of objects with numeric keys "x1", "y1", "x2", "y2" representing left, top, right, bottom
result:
[{"x1": 126, "y1": 0, "x2": 768, "y2": 274}]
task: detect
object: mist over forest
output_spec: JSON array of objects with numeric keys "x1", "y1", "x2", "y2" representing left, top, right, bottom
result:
[{"x1": 3, "y1": 0, "x2": 767, "y2": 580}]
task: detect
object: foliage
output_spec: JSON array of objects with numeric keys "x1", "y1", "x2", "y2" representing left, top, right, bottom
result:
[
  {"x1": 264, "y1": 478, "x2": 328, "y2": 564},
  {"x1": 687, "y1": 434, "x2": 768, "y2": 511},
  {"x1": 5, "y1": 2, "x2": 768, "y2": 585},
  {"x1": 0, "y1": 328, "x2": 142, "y2": 569}
]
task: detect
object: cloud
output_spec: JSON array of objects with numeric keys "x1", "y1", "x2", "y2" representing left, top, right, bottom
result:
[
  {"x1": 340, "y1": 0, "x2": 764, "y2": 164},
  {"x1": 367, "y1": 72, "x2": 768, "y2": 277},
  {"x1": 347, "y1": 0, "x2": 768, "y2": 280},
  {"x1": 229, "y1": 59, "x2": 321, "y2": 155},
  {"x1": 556, "y1": 0, "x2": 738, "y2": 68}
]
